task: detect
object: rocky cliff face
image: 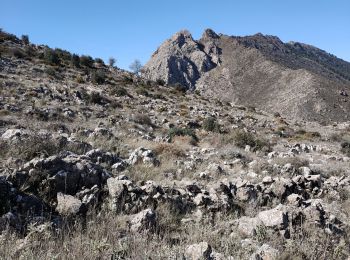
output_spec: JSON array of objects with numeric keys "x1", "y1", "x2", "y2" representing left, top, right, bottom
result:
[
  {"x1": 144, "y1": 29, "x2": 350, "y2": 123},
  {"x1": 142, "y1": 29, "x2": 219, "y2": 89}
]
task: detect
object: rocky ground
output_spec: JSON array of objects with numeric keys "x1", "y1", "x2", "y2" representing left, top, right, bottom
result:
[{"x1": 1, "y1": 30, "x2": 350, "y2": 259}]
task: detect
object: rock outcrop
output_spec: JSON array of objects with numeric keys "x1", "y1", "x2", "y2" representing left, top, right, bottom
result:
[{"x1": 142, "y1": 30, "x2": 218, "y2": 90}]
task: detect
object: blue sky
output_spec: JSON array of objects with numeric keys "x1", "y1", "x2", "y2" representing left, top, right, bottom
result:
[{"x1": 1, "y1": 0, "x2": 349, "y2": 69}]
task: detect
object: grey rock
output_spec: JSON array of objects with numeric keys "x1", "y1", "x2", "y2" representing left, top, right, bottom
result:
[
  {"x1": 56, "y1": 193, "x2": 83, "y2": 216},
  {"x1": 129, "y1": 208, "x2": 157, "y2": 233},
  {"x1": 257, "y1": 204, "x2": 288, "y2": 229},
  {"x1": 185, "y1": 242, "x2": 212, "y2": 260}
]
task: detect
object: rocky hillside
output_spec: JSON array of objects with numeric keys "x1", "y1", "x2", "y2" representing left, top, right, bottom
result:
[
  {"x1": 1, "y1": 30, "x2": 350, "y2": 259},
  {"x1": 143, "y1": 29, "x2": 350, "y2": 123}
]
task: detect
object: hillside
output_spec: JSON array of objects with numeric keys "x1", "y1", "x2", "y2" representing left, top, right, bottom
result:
[
  {"x1": 1, "y1": 30, "x2": 350, "y2": 259},
  {"x1": 143, "y1": 29, "x2": 350, "y2": 123}
]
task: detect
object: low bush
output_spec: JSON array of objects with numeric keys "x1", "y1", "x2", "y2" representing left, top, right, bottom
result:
[
  {"x1": 12, "y1": 48, "x2": 26, "y2": 59},
  {"x1": 136, "y1": 87, "x2": 149, "y2": 96},
  {"x1": 202, "y1": 117, "x2": 220, "y2": 132},
  {"x1": 132, "y1": 113, "x2": 153, "y2": 126},
  {"x1": 44, "y1": 49, "x2": 60, "y2": 65},
  {"x1": 80, "y1": 55, "x2": 94, "y2": 67},
  {"x1": 91, "y1": 70, "x2": 106, "y2": 85},
  {"x1": 168, "y1": 127, "x2": 198, "y2": 144},
  {"x1": 232, "y1": 130, "x2": 270, "y2": 151},
  {"x1": 341, "y1": 141, "x2": 350, "y2": 156},
  {"x1": 71, "y1": 54, "x2": 80, "y2": 68}
]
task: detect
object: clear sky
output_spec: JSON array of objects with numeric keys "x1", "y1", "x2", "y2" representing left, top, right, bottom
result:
[{"x1": 1, "y1": 0, "x2": 349, "y2": 70}]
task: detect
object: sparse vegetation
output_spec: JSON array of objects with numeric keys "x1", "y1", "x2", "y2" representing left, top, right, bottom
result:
[
  {"x1": 168, "y1": 127, "x2": 198, "y2": 144},
  {"x1": 80, "y1": 55, "x2": 94, "y2": 67},
  {"x1": 1, "y1": 28, "x2": 350, "y2": 260},
  {"x1": 202, "y1": 116, "x2": 220, "y2": 132},
  {"x1": 91, "y1": 70, "x2": 106, "y2": 85},
  {"x1": 129, "y1": 59, "x2": 142, "y2": 74},
  {"x1": 44, "y1": 49, "x2": 60, "y2": 65},
  {"x1": 230, "y1": 130, "x2": 270, "y2": 151}
]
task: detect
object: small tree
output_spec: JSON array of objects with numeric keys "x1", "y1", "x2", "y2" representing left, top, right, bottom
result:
[
  {"x1": 71, "y1": 54, "x2": 80, "y2": 68},
  {"x1": 80, "y1": 55, "x2": 94, "y2": 67},
  {"x1": 44, "y1": 49, "x2": 60, "y2": 65},
  {"x1": 109, "y1": 57, "x2": 116, "y2": 67},
  {"x1": 129, "y1": 59, "x2": 142, "y2": 75},
  {"x1": 21, "y1": 35, "x2": 29, "y2": 45}
]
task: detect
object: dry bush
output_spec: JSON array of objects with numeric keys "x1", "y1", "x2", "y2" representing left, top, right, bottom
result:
[
  {"x1": 153, "y1": 143, "x2": 186, "y2": 159},
  {"x1": 220, "y1": 130, "x2": 271, "y2": 152},
  {"x1": 132, "y1": 113, "x2": 153, "y2": 126},
  {"x1": 273, "y1": 156, "x2": 309, "y2": 169}
]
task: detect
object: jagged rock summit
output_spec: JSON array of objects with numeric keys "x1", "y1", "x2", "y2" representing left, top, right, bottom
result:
[
  {"x1": 144, "y1": 29, "x2": 350, "y2": 123},
  {"x1": 143, "y1": 29, "x2": 219, "y2": 90}
]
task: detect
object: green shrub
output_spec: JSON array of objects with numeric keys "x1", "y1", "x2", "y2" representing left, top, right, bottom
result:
[
  {"x1": 136, "y1": 87, "x2": 149, "y2": 96},
  {"x1": 88, "y1": 92, "x2": 104, "y2": 104},
  {"x1": 44, "y1": 49, "x2": 60, "y2": 65},
  {"x1": 21, "y1": 35, "x2": 29, "y2": 45},
  {"x1": 202, "y1": 117, "x2": 220, "y2": 132},
  {"x1": 45, "y1": 67, "x2": 57, "y2": 77},
  {"x1": 80, "y1": 55, "x2": 94, "y2": 67},
  {"x1": 173, "y1": 83, "x2": 187, "y2": 93},
  {"x1": 132, "y1": 113, "x2": 153, "y2": 126},
  {"x1": 109, "y1": 57, "x2": 116, "y2": 67},
  {"x1": 82, "y1": 91, "x2": 105, "y2": 105},
  {"x1": 341, "y1": 141, "x2": 350, "y2": 156},
  {"x1": 156, "y1": 79, "x2": 166, "y2": 86},
  {"x1": 54, "y1": 48, "x2": 71, "y2": 62},
  {"x1": 25, "y1": 46, "x2": 36, "y2": 57},
  {"x1": 12, "y1": 48, "x2": 25, "y2": 59},
  {"x1": 112, "y1": 87, "x2": 128, "y2": 97},
  {"x1": 232, "y1": 130, "x2": 270, "y2": 151},
  {"x1": 91, "y1": 70, "x2": 106, "y2": 85},
  {"x1": 95, "y1": 58, "x2": 104, "y2": 65},
  {"x1": 168, "y1": 127, "x2": 198, "y2": 143},
  {"x1": 71, "y1": 54, "x2": 80, "y2": 67}
]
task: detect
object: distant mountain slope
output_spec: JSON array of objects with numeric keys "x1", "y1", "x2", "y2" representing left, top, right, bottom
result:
[{"x1": 143, "y1": 29, "x2": 350, "y2": 123}]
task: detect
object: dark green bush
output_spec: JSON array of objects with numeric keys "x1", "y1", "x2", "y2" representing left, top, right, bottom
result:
[
  {"x1": 91, "y1": 70, "x2": 106, "y2": 85},
  {"x1": 173, "y1": 83, "x2": 187, "y2": 93},
  {"x1": 156, "y1": 79, "x2": 166, "y2": 86},
  {"x1": 168, "y1": 127, "x2": 198, "y2": 143},
  {"x1": 80, "y1": 55, "x2": 94, "y2": 67},
  {"x1": 136, "y1": 87, "x2": 149, "y2": 96},
  {"x1": 45, "y1": 67, "x2": 57, "y2": 77},
  {"x1": 12, "y1": 48, "x2": 25, "y2": 59},
  {"x1": 232, "y1": 130, "x2": 270, "y2": 151},
  {"x1": 71, "y1": 54, "x2": 80, "y2": 67},
  {"x1": 54, "y1": 48, "x2": 71, "y2": 62},
  {"x1": 21, "y1": 35, "x2": 29, "y2": 45},
  {"x1": 44, "y1": 49, "x2": 60, "y2": 65},
  {"x1": 202, "y1": 117, "x2": 220, "y2": 132},
  {"x1": 132, "y1": 113, "x2": 153, "y2": 126},
  {"x1": 341, "y1": 141, "x2": 350, "y2": 156},
  {"x1": 112, "y1": 87, "x2": 128, "y2": 97},
  {"x1": 95, "y1": 58, "x2": 104, "y2": 65},
  {"x1": 83, "y1": 91, "x2": 105, "y2": 105}
]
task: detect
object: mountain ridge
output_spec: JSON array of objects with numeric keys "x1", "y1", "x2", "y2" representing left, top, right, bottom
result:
[{"x1": 143, "y1": 29, "x2": 350, "y2": 123}]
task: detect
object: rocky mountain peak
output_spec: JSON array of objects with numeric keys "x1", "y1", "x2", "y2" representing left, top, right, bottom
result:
[
  {"x1": 144, "y1": 29, "x2": 350, "y2": 123},
  {"x1": 201, "y1": 28, "x2": 220, "y2": 40},
  {"x1": 170, "y1": 29, "x2": 194, "y2": 46},
  {"x1": 143, "y1": 29, "x2": 217, "y2": 89}
]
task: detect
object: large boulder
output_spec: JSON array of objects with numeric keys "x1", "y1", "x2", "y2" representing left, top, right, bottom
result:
[
  {"x1": 129, "y1": 208, "x2": 157, "y2": 233},
  {"x1": 56, "y1": 193, "x2": 84, "y2": 217},
  {"x1": 257, "y1": 204, "x2": 289, "y2": 229}
]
